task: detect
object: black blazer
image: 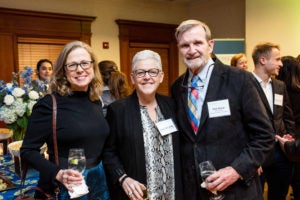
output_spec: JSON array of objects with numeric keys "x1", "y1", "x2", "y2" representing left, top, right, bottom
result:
[
  {"x1": 285, "y1": 139, "x2": 300, "y2": 156},
  {"x1": 252, "y1": 77, "x2": 295, "y2": 136},
  {"x1": 171, "y1": 59, "x2": 274, "y2": 200},
  {"x1": 102, "y1": 91, "x2": 183, "y2": 200},
  {"x1": 252, "y1": 77, "x2": 295, "y2": 166}
]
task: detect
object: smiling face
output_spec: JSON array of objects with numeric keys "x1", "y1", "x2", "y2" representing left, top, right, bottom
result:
[
  {"x1": 177, "y1": 25, "x2": 214, "y2": 74},
  {"x1": 38, "y1": 61, "x2": 53, "y2": 81},
  {"x1": 262, "y1": 47, "x2": 283, "y2": 76},
  {"x1": 236, "y1": 56, "x2": 248, "y2": 70},
  {"x1": 65, "y1": 47, "x2": 94, "y2": 91},
  {"x1": 131, "y1": 58, "x2": 164, "y2": 97}
]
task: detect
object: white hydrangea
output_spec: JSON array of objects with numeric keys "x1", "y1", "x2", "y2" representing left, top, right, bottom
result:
[
  {"x1": 3, "y1": 94, "x2": 15, "y2": 105},
  {"x1": 13, "y1": 98, "x2": 27, "y2": 117},
  {"x1": 6, "y1": 83, "x2": 13, "y2": 89},
  {"x1": 27, "y1": 100, "x2": 37, "y2": 115},
  {"x1": 0, "y1": 106, "x2": 18, "y2": 124},
  {"x1": 12, "y1": 87, "x2": 25, "y2": 97},
  {"x1": 28, "y1": 90, "x2": 39, "y2": 100}
]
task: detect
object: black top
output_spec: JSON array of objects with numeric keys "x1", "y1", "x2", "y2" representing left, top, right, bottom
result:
[
  {"x1": 103, "y1": 91, "x2": 183, "y2": 200},
  {"x1": 21, "y1": 92, "x2": 109, "y2": 191}
]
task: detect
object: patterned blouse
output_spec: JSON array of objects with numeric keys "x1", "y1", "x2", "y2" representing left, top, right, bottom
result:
[{"x1": 140, "y1": 105, "x2": 175, "y2": 200}]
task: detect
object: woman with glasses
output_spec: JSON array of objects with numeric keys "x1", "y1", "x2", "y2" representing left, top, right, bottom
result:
[
  {"x1": 21, "y1": 41, "x2": 110, "y2": 200},
  {"x1": 103, "y1": 50, "x2": 183, "y2": 200}
]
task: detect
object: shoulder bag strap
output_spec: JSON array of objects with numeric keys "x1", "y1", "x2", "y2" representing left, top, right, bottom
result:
[{"x1": 51, "y1": 94, "x2": 59, "y2": 165}]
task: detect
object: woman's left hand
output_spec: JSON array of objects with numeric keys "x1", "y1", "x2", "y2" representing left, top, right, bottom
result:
[
  {"x1": 122, "y1": 177, "x2": 146, "y2": 200},
  {"x1": 56, "y1": 169, "x2": 84, "y2": 192}
]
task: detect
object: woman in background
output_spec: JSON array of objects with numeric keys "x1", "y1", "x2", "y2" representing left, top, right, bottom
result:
[
  {"x1": 276, "y1": 55, "x2": 300, "y2": 200},
  {"x1": 32, "y1": 59, "x2": 53, "y2": 93},
  {"x1": 230, "y1": 53, "x2": 248, "y2": 70},
  {"x1": 21, "y1": 41, "x2": 110, "y2": 200},
  {"x1": 98, "y1": 60, "x2": 131, "y2": 116}
]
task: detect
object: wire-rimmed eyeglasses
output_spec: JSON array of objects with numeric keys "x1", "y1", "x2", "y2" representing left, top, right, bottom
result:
[
  {"x1": 133, "y1": 68, "x2": 161, "y2": 78},
  {"x1": 64, "y1": 60, "x2": 94, "y2": 71}
]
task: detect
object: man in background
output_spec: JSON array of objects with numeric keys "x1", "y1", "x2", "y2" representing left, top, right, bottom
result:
[{"x1": 251, "y1": 42, "x2": 295, "y2": 200}]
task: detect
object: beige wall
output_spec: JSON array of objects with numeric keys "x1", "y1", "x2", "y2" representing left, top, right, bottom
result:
[
  {"x1": 188, "y1": 0, "x2": 245, "y2": 38},
  {"x1": 246, "y1": 0, "x2": 300, "y2": 71}
]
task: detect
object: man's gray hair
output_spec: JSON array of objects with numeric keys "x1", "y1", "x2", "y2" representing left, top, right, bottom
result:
[{"x1": 175, "y1": 19, "x2": 212, "y2": 41}]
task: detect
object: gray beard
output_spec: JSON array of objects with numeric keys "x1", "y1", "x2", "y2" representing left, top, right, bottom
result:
[{"x1": 184, "y1": 58, "x2": 207, "y2": 71}]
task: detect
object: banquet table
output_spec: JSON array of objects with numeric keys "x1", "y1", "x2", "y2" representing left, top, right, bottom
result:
[{"x1": 0, "y1": 154, "x2": 39, "y2": 200}]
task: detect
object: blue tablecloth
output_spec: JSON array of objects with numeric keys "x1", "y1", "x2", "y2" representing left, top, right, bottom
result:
[{"x1": 0, "y1": 154, "x2": 39, "y2": 200}]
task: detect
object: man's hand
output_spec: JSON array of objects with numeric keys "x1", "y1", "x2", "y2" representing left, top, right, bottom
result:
[{"x1": 206, "y1": 166, "x2": 240, "y2": 192}]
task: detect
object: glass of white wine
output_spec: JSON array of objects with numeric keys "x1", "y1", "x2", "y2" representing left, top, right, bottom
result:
[
  {"x1": 199, "y1": 160, "x2": 225, "y2": 200},
  {"x1": 68, "y1": 148, "x2": 89, "y2": 198},
  {"x1": 68, "y1": 148, "x2": 86, "y2": 173}
]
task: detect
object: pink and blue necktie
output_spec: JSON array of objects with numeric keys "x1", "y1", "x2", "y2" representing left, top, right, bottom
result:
[{"x1": 188, "y1": 76, "x2": 200, "y2": 133}]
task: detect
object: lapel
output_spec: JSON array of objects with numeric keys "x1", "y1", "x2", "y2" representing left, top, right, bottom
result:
[
  {"x1": 271, "y1": 78, "x2": 283, "y2": 117},
  {"x1": 126, "y1": 92, "x2": 146, "y2": 169},
  {"x1": 178, "y1": 71, "x2": 199, "y2": 141},
  {"x1": 252, "y1": 77, "x2": 273, "y2": 117},
  {"x1": 196, "y1": 60, "x2": 226, "y2": 137}
]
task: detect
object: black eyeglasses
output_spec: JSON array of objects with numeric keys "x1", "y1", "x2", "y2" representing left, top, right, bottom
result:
[
  {"x1": 133, "y1": 68, "x2": 161, "y2": 78},
  {"x1": 64, "y1": 60, "x2": 94, "y2": 71}
]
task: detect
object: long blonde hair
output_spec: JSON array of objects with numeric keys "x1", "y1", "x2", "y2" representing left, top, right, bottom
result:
[{"x1": 50, "y1": 41, "x2": 103, "y2": 101}]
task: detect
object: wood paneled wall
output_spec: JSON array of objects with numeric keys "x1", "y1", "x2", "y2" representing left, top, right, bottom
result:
[{"x1": 0, "y1": 7, "x2": 95, "y2": 82}]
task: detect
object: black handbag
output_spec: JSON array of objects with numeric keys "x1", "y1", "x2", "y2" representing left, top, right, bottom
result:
[{"x1": 15, "y1": 94, "x2": 60, "y2": 200}]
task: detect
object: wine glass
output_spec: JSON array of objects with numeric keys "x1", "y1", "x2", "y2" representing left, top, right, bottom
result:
[
  {"x1": 199, "y1": 160, "x2": 225, "y2": 200},
  {"x1": 68, "y1": 148, "x2": 86, "y2": 173}
]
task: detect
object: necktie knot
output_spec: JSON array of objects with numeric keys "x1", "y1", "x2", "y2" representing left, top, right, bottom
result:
[{"x1": 191, "y1": 76, "x2": 199, "y2": 88}]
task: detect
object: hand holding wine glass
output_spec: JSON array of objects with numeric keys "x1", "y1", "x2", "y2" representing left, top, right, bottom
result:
[
  {"x1": 199, "y1": 160, "x2": 225, "y2": 200},
  {"x1": 67, "y1": 148, "x2": 89, "y2": 198}
]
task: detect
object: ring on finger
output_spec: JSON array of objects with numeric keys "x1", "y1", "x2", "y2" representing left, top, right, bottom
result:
[{"x1": 128, "y1": 191, "x2": 133, "y2": 196}]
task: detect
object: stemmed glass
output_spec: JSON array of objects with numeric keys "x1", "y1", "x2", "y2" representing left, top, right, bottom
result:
[
  {"x1": 199, "y1": 161, "x2": 225, "y2": 200},
  {"x1": 68, "y1": 148, "x2": 89, "y2": 197},
  {"x1": 68, "y1": 148, "x2": 86, "y2": 173}
]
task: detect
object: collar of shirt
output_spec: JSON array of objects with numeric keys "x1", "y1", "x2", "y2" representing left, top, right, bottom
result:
[{"x1": 252, "y1": 72, "x2": 272, "y2": 88}]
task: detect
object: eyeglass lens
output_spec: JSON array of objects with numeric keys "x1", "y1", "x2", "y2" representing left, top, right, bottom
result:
[
  {"x1": 65, "y1": 61, "x2": 93, "y2": 71},
  {"x1": 134, "y1": 68, "x2": 160, "y2": 78}
]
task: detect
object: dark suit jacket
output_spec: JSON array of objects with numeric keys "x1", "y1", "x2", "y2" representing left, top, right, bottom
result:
[
  {"x1": 252, "y1": 77, "x2": 295, "y2": 166},
  {"x1": 171, "y1": 59, "x2": 274, "y2": 200},
  {"x1": 103, "y1": 91, "x2": 183, "y2": 200}
]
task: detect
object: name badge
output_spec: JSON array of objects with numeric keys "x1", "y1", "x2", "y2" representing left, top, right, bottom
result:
[
  {"x1": 155, "y1": 118, "x2": 178, "y2": 136},
  {"x1": 274, "y1": 94, "x2": 283, "y2": 106},
  {"x1": 207, "y1": 99, "x2": 231, "y2": 118}
]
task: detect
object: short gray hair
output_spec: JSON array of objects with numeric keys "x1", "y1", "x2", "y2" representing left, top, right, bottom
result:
[
  {"x1": 132, "y1": 50, "x2": 162, "y2": 71},
  {"x1": 175, "y1": 19, "x2": 212, "y2": 41}
]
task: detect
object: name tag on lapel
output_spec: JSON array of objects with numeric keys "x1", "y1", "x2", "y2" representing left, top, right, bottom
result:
[
  {"x1": 156, "y1": 118, "x2": 178, "y2": 136},
  {"x1": 274, "y1": 94, "x2": 283, "y2": 106},
  {"x1": 207, "y1": 99, "x2": 231, "y2": 118}
]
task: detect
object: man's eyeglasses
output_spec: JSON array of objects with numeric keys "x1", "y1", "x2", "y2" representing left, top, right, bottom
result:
[
  {"x1": 64, "y1": 60, "x2": 94, "y2": 71},
  {"x1": 133, "y1": 68, "x2": 161, "y2": 78}
]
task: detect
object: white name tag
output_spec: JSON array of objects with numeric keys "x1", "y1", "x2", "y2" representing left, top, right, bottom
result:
[
  {"x1": 207, "y1": 99, "x2": 231, "y2": 118},
  {"x1": 274, "y1": 94, "x2": 283, "y2": 106},
  {"x1": 155, "y1": 118, "x2": 178, "y2": 136}
]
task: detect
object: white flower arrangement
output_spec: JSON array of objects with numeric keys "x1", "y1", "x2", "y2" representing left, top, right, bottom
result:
[{"x1": 0, "y1": 66, "x2": 48, "y2": 140}]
